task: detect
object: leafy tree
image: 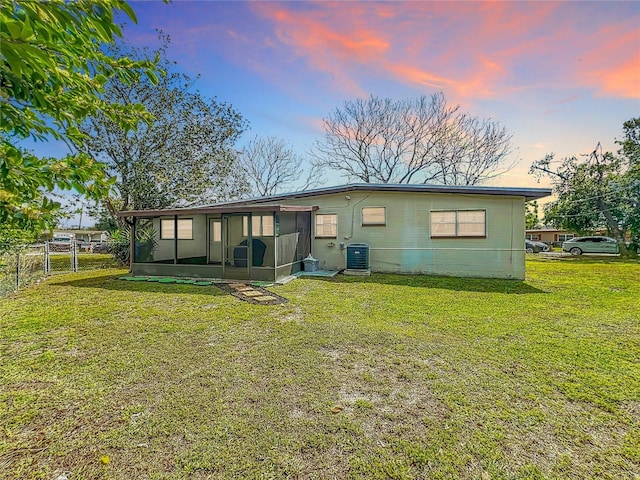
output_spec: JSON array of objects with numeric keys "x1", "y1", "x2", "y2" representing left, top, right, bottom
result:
[
  {"x1": 0, "y1": 1, "x2": 157, "y2": 251},
  {"x1": 79, "y1": 34, "x2": 250, "y2": 227},
  {"x1": 530, "y1": 118, "x2": 640, "y2": 256},
  {"x1": 525, "y1": 201, "x2": 541, "y2": 230},
  {"x1": 311, "y1": 92, "x2": 513, "y2": 185},
  {"x1": 239, "y1": 135, "x2": 323, "y2": 197}
]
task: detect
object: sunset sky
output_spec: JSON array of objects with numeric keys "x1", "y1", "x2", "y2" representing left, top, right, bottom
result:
[
  {"x1": 115, "y1": 0, "x2": 639, "y2": 191},
  {"x1": 40, "y1": 1, "x2": 640, "y2": 225}
]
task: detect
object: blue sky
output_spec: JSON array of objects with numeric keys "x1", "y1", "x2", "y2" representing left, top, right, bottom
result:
[{"x1": 53, "y1": 1, "x2": 640, "y2": 225}]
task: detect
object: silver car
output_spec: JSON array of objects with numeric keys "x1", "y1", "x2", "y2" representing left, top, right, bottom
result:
[
  {"x1": 525, "y1": 240, "x2": 550, "y2": 253},
  {"x1": 562, "y1": 236, "x2": 619, "y2": 255}
]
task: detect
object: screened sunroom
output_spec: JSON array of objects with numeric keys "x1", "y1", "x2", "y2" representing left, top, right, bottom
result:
[{"x1": 117, "y1": 205, "x2": 315, "y2": 282}]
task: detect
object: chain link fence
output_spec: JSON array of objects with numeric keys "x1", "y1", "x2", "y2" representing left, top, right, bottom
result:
[{"x1": 1, "y1": 242, "x2": 120, "y2": 296}]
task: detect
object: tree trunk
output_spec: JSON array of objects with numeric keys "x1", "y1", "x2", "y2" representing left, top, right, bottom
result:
[{"x1": 597, "y1": 199, "x2": 636, "y2": 257}]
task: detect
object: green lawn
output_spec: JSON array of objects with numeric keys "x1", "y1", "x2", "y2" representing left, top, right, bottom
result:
[{"x1": 1, "y1": 258, "x2": 638, "y2": 479}]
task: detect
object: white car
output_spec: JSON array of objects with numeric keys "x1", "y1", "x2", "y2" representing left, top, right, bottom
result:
[{"x1": 562, "y1": 236, "x2": 619, "y2": 255}]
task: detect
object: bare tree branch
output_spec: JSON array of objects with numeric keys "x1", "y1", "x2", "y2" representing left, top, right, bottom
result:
[
  {"x1": 239, "y1": 136, "x2": 323, "y2": 196},
  {"x1": 310, "y1": 92, "x2": 514, "y2": 185}
]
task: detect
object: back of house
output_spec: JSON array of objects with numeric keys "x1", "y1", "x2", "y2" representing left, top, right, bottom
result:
[{"x1": 118, "y1": 184, "x2": 551, "y2": 282}]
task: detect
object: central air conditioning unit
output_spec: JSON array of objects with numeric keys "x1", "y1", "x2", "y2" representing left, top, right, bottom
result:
[{"x1": 345, "y1": 243, "x2": 370, "y2": 275}]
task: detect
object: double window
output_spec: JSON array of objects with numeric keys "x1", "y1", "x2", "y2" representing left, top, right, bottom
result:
[
  {"x1": 160, "y1": 218, "x2": 193, "y2": 240},
  {"x1": 430, "y1": 210, "x2": 486, "y2": 238},
  {"x1": 558, "y1": 234, "x2": 574, "y2": 242},
  {"x1": 315, "y1": 214, "x2": 337, "y2": 238}
]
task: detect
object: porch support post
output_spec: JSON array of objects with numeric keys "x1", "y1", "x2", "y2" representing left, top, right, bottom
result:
[
  {"x1": 173, "y1": 215, "x2": 178, "y2": 264},
  {"x1": 129, "y1": 216, "x2": 136, "y2": 272}
]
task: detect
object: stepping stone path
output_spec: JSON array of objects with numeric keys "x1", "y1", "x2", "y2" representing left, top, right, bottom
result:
[
  {"x1": 118, "y1": 277, "x2": 286, "y2": 305},
  {"x1": 218, "y1": 282, "x2": 287, "y2": 305}
]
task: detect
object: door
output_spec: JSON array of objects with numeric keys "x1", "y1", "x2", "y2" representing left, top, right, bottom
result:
[
  {"x1": 208, "y1": 217, "x2": 222, "y2": 264},
  {"x1": 222, "y1": 214, "x2": 250, "y2": 279}
]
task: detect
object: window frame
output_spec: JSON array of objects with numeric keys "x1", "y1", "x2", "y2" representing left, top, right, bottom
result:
[
  {"x1": 252, "y1": 214, "x2": 275, "y2": 237},
  {"x1": 211, "y1": 219, "x2": 222, "y2": 242},
  {"x1": 430, "y1": 209, "x2": 486, "y2": 239},
  {"x1": 160, "y1": 217, "x2": 194, "y2": 240},
  {"x1": 362, "y1": 206, "x2": 386, "y2": 226},
  {"x1": 315, "y1": 213, "x2": 338, "y2": 239}
]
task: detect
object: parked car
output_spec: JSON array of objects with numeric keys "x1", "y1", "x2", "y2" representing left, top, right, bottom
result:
[
  {"x1": 91, "y1": 242, "x2": 111, "y2": 254},
  {"x1": 562, "y1": 236, "x2": 619, "y2": 255},
  {"x1": 525, "y1": 240, "x2": 550, "y2": 253},
  {"x1": 49, "y1": 237, "x2": 73, "y2": 252}
]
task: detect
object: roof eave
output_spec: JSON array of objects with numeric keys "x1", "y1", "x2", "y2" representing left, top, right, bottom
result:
[{"x1": 116, "y1": 204, "x2": 317, "y2": 218}]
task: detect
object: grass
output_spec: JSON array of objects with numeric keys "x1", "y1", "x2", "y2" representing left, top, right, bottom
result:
[{"x1": 0, "y1": 257, "x2": 638, "y2": 479}]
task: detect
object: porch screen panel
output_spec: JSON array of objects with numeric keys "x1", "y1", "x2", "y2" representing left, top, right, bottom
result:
[
  {"x1": 296, "y1": 212, "x2": 311, "y2": 260},
  {"x1": 133, "y1": 218, "x2": 159, "y2": 263},
  {"x1": 177, "y1": 216, "x2": 206, "y2": 264},
  {"x1": 276, "y1": 212, "x2": 299, "y2": 267}
]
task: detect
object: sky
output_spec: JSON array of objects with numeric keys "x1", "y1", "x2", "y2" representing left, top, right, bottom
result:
[{"x1": 57, "y1": 0, "x2": 640, "y2": 225}]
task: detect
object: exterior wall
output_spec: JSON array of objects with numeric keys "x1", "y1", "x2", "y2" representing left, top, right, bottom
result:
[
  {"x1": 153, "y1": 215, "x2": 207, "y2": 261},
  {"x1": 526, "y1": 230, "x2": 575, "y2": 243},
  {"x1": 265, "y1": 191, "x2": 526, "y2": 279}
]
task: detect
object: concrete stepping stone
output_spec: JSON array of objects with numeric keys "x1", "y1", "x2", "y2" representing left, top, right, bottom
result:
[
  {"x1": 242, "y1": 290, "x2": 263, "y2": 297},
  {"x1": 254, "y1": 295, "x2": 278, "y2": 302}
]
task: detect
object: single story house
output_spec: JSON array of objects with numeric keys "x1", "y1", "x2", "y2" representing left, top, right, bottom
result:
[
  {"x1": 526, "y1": 229, "x2": 576, "y2": 243},
  {"x1": 41, "y1": 229, "x2": 109, "y2": 243},
  {"x1": 117, "y1": 184, "x2": 551, "y2": 282}
]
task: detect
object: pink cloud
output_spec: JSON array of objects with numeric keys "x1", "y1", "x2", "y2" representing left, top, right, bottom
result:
[{"x1": 247, "y1": 1, "x2": 639, "y2": 101}]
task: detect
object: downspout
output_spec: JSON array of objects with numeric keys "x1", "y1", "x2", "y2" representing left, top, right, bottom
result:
[
  {"x1": 173, "y1": 215, "x2": 178, "y2": 264},
  {"x1": 129, "y1": 217, "x2": 136, "y2": 273}
]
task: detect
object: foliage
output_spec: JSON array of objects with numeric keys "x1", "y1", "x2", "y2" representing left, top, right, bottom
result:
[
  {"x1": 79, "y1": 33, "x2": 250, "y2": 226},
  {"x1": 0, "y1": 222, "x2": 37, "y2": 254},
  {"x1": 239, "y1": 135, "x2": 323, "y2": 196},
  {"x1": 0, "y1": 0, "x2": 157, "y2": 248},
  {"x1": 530, "y1": 118, "x2": 640, "y2": 256},
  {"x1": 525, "y1": 201, "x2": 540, "y2": 230},
  {"x1": 1, "y1": 258, "x2": 639, "y2": 478},
  {"x1": 107, "y1": 225, "x2": 157, "y2": 266},
  {"x1": 311, "y1": 92, "x2": 513, "y2": 185},
  {"x1": 87, "y1": 202, "x2": 120, "y2": 233}
]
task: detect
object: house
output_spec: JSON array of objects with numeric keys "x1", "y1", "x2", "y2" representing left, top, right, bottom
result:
[
  {"x1": 526, "y1": 229, "x2": 576, "y2": 244},
  {"x1": 117, "y1": 184, "x2": 551, "y2": 282},
  {"x1": 41, "y1": 229, "x2": 108, "y2": 243}
]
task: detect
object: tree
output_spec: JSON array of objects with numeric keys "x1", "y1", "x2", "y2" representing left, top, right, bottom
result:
[
  {"x1": 238, "y1": 135, "x2": 323, "y2": 197},
  {"x1": 79, "y1": 34, "x2": 250, "y2": 227},
  {"x1": 311, "y1": 92, "x2": 513, "y2": 185},
  {"x1": 530, "y1": 118, "x2": 640, "y2": 257},
  {"x1": 0, "y1": 1, "x2": 157, "y2": 250},
  {"x1": 525, "y1": 201, "x2": 541, "y2": 230}
]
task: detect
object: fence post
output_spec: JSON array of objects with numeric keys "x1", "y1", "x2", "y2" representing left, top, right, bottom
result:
[
  {"x1": 15, "y1": 252, "x2": 20, "y2": 289},
  {"x1": 44, "y1": 241, "x2": 50, "y2": 274},
  {"x1": 72, "y1": 241, "x2": 78, "y2": 272}
]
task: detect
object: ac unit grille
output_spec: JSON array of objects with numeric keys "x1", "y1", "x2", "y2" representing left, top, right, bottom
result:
[{"x1": 346, "y1": 243, "x2": 369, "y2": 270}]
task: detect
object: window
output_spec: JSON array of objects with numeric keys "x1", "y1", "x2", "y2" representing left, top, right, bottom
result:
[
  {"x1": 212, "y1": 220, "x2": 221, "y2": 242},
  {"x1": 558, "y1": 234, "x2": 575, "y2": 242},
  {"x1": 362, "y1": 207, "x2": 386, "y2": 226},
  {"x1": 242, "y1": 215, "x2": 274, "y2": 237},
  {"x1": 430, "y1": 210, "x2": 485, "y2": 238},
  {"x1": 160, "y1": 218, "x2": 193, "y2": 240},
  {"x1": 526, "y1": 234, "x2": 540, "y2": 240},
  {"x1": 315, "y1": 214, "x2": 337, "y2": 238},
  {"x1": 253, "y1": 215, "x2": 274, "y2": 236}
]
